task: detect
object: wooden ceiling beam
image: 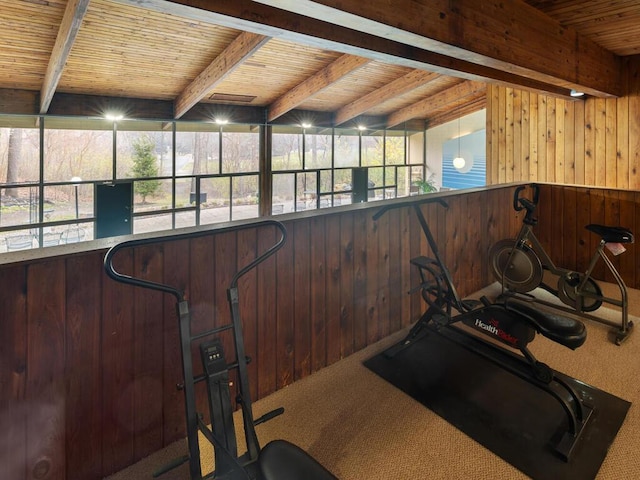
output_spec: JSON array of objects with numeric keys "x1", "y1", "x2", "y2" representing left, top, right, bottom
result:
[
  {"x1": 174, "y1": 31, "x2": 270, "y2": 119},
  {"x1": 387, "y1": 80, "x2": 486, "y2": 127},
  {"x1": 426, "y1": 97, "x2": 487, "y2": 129},
  {"x1": 111, "y1": 0, "x2": 578, "y2": 99},
  {"x1": 40, "y1": 0, "x2": 90, "y2": 114},
  {"x1": 252, "y1": 0, "x2": 622, "y2": 97},
  {"x1": 267, "y1": 54, "x2": 369, "y2": 122},
  {"x1": 334, "y1": 70, "x2": 439, "y2": 126}
]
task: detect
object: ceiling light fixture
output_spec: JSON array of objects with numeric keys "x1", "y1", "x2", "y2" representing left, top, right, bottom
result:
[
  {"x1": 105, "y1": 112, "x2": 124, "y2": 121},
  {"x1": 215, "y1": 118, "x2": 229, "y2": 125},
  {"x1": 570, "y1": 89, "x2": 585, "y2": 97}
]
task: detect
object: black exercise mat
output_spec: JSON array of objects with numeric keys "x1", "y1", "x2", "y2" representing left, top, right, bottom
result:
[{"x1": 364, "y1": 326, "x2": 630, "y2": 480}]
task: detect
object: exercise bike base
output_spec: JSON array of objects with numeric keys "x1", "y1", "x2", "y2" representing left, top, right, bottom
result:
[
  {"x1": 365, "y1": 324, "x2": 630, "y2": 480},
  {"x1": 435, "y1": 324, "x2": 591, "y2": 461},
  {"x1": 613, "y1": 320, "x2": 634, "y2": 345},
  {"x1": 555, "y1": 404, "x2": 593, "y2": 461}
]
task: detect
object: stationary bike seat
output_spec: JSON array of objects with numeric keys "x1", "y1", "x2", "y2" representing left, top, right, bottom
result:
[
  {"x1": 259, "y1": 440, "x2": 338, "y2": 480},
  {"x1": 585, "y1": 224, "x2": 634, "y2": 244},
  {"x1": 504, "y1": 298, "x2": 587, "y2": 350}
]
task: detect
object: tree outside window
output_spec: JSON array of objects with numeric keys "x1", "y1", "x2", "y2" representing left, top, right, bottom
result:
[{"x1": 131, "y1": 135, "x2": 160, "y2": 203}]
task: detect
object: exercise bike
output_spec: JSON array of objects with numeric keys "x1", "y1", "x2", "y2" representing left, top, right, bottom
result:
[
  {"x1": 104, "y1": 220, "x2": 337, "y2": 480},
  {"x1": 373, "y1": 196, "x2": 593, "y2": 461},
  {"x1": 489, "y1": 184, "x2": 634, "y2": 345}
]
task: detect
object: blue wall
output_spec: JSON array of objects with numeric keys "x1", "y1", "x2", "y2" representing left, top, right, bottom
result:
[{"x1": 442, "y1": 129, "x2": 486, "y2": 189}]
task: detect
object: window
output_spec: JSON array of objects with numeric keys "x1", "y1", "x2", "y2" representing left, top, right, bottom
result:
[
  {"x1": 43, "y1": 119, "x2": 112, "y2": 182},
  {"x1": 425, "y1": 110, "x2": 487, "y2": 191},
  {"x1": 0, "y1": 114, "x2": 430, "y2": 251}
]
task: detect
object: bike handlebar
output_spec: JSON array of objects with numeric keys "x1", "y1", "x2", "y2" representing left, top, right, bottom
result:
[
  {"x1": 513, "y1": 184, "x2": 539, "y2": 213},
  {"x1": 104, "y1": 220, "x2": 287, "y2": 302},
  {"x1": 372, "y1": 196, "x2": 448, "y2": 221}
]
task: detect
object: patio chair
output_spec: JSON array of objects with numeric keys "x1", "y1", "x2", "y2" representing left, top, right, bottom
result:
[
  {"x1": 6, "y1": 234, "x2": 35, "y2": 251},
  {"x1": 60, "y1": 228, "x2": 86, "y2": 244},
  {"x1": 41, "y1": 232, "x2": 62, "y2": 247}
]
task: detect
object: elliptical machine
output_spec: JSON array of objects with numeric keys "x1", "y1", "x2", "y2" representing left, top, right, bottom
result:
[
  {"x1": 373, "y1": 196, "x2": 592, "y2": 461},
  {"x1": 104, "y1": 220, "x2": 337, "y2": 480}
]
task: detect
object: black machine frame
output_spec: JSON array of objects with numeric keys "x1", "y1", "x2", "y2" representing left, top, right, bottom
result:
[
  {"x1": 372, "y1": 196, "x2": 594, "y2": 461},
  {"x1": 489, "y1": 183, "x2": 634, "y2": 345},
  {"x1": 104, "y1": 220, "x2": 337, "y2": 480}
]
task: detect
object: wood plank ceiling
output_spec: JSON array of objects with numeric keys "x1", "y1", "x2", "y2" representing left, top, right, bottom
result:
[{"x1": 0, "y1": 0, "x2": 639, "y2": 129}]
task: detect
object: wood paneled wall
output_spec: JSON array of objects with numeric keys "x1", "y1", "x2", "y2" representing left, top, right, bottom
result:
[
  {"x1": 1, "y1": 186, "x2": 521, "y2": 480},
  {"x1": 487, "y1": 56, "x2": 640, "y2": 188}
]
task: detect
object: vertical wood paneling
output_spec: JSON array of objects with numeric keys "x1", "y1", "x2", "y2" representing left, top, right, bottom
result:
[
  {"x1": 630, "y1": 58, "x2": 640, "y2": 190},
  {"x1": 216, "y1": 231, "x2": 239, "y2": 405},
  {"x1": 406, "y1": 205, "x2": 422, "y2": 328},
  {"x1": 574, "y1": 100, "x2": 586, "y2": 185},
  {"x1": 387, "y1": 208, "x2": 402, "y2": 334},
  {"x1": 353, "y1": 213, "x2": 368, "y2": 351},
  {"x1": 132, "y1": 245, "x2": 164, "y2": 460},
  {"x1": 575, "y1": 187, "x2": 591, "y2": 274},
  {"x1": 190, "y1": 235, "x2": 217, "y2": 421},
  {"x1": 617, "y1": 95, "x2": 629, "y2": 189},
  {"x1": 162, "y1": 239, "x2": 190, "y2": 444},
  {"x1": 594, "y1": 98, "x2": 607, "y2": 186},
  {"x1": 556, "y1": 99, "x2": 565, "y2": 183},
  {"x1": 376, "y1": 209, "x2": 390, "y2": 340},
  {"x1": 65, "y1": 253, "x2": 103, "y2": 479},
  {"x1": 589, "y1": 189, "x2": 607, "y2": 280},
  {"x1": 487, "y1": 57, "x2": 640, "y2": 190},
  {"x1": 550, "y1": 186, "x2": 564, "y2": 262},
  {"x1": 364, "y1": 212, "x2": 380, "y2": 345},
  {"x1": 505, "y1": 88, "x2": 514, "y2": 183},
  {"x1": 546, "y1": 98, "x2": 556, "y2": 181},
  {"x1": 584, "y1": 99, "x2": 596, "y2": 186},
  {"x1": 562, "y1": 187, "x2": 577, "y2": 270},
  {"x1": 257, "y1": 228, "x2": 277, "y2": 398},
  {"x1": 340, "y1": 213, "x2": 355, "y2": 356},
  {"x1": 498, "y1": 87, "x2": 507, "y2": 183},
  {"x1": 26, "y1": 261, "x2": 66, "y2": 480},
  {"x1": 293, "y1": 221, "x2": 311, "y2": 380},
  {"x1": 512, "y1": 88, "x2": 521, "y2": 182},
  {"x1": 537, "y1": 95, "x2": 547, "y2": 180},
  {"x1": 564, "y1": 101, "x2": 575, "y2": 184},
  {"x1": 466, "y1": 192, "x2": 482, "y2": 294},
  {"x1": 309, "y1": 217, "x2": 327, "y2": 373},
  {"x1": 448, "y1": 194, "x2": 463, "y2": 291},
  {"x1": 604, "y1": 189, "x2": 621, "y2": 283},
  {"x1": 606, "y1": 98, "x2": 618, "y2": 187},
  {"x1": 275, "y1": 225, "x2": 294, "y2": 388},
  {"x1": 237, "y1": 228, "x2": 258, "y2": 399},
  {"x1": 521, "y1": 90, "x2": 531, "y2": 181},
  {"x1": 0, "y1": 264, "x2": 27, "y2": 480},
  {"x1": 487, "y1": 85, "x2": 497, "y2": 184},
  {"x1": 529, "y1": 92, "x2": 539, "y2": 181},
  {"x1": 101, "y1": 249, "x2": 135, "y2": 475},
  {"x1": 619, "y1": 191, "x2": 636, "y2": 288},
  {"x1": 535, "y1": 184, "x2": 553, "y2": 258},
  {"x1": 325, "y1": 216, "x2": 342, "y2": 365}
]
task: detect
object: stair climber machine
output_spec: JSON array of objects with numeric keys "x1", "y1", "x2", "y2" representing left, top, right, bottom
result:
[
  {"x1": 373, "y1": 197, "x2": 593, "y2": 461},
  {"x1": 104, "y1": 220, "x2": 338, "y2": 480}
]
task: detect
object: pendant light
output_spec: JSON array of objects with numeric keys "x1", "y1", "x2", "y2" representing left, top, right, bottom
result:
[{"x1": 453, "y1": 116, "x2": 465, "y2": 170}]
